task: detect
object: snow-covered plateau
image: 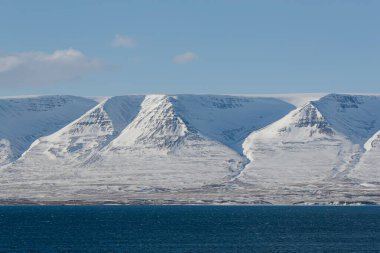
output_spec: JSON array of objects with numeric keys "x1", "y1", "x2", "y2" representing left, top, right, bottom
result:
[{"x1": 1, "y1": 93, "x2": 380, "y2": 205}]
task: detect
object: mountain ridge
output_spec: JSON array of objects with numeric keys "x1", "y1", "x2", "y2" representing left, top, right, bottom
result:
[{"x1": 1, "y1": 93, "x2": 380, "y2": 205}]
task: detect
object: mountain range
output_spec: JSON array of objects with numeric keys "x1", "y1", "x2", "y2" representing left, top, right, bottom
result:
[{"x1": 1, "y1": 93, "x2": 379, "y2": 205}]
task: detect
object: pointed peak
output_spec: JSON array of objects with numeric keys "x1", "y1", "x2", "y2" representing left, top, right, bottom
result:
[
  {"x1": 288, "y1": 102, "x2": 335, "y2": 136},
  {"x1": 107, "y1": 95, "x2": 194, "y2": 151},
  {"x1": 295, "y1": 102, "x2": 327, "y2": 124}
]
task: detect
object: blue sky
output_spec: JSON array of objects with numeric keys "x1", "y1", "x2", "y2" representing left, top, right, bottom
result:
[{"x1": 0, "y1": 0, "x2": 379, "y2": 96}]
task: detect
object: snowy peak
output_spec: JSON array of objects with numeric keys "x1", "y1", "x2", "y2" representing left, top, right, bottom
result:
[
  {"x1": 17, "y1": 95, "x2": 144, "y2": 163},
  {"x1": 2, "y1": 93, "x2": 380, "y2": 204},
  {"x1": 0, "y1": 95, "x2": 97, "y2": 165},
  {"x1": 240, "y1": 93, "x2": 380, "y2": 187},
  {"x1": 240, "y1": 98, "x2": 356, "y2": 186},
  {"x1": 242, "y1": 102, "x2": 335, "y2": 147},
  {"x1": 295, "y1": 103, "x2": 327, "y2": 128},
  {"x1": 67, "y1": 95, "x2": 144, "y2": 137},
  {"x1": 293, "y1": 102, "x2": 334, "y2": 136},
  {"x1": 108, "y1": 95, "x2": 294, "y2": 152},
  {"x1": 261, "y1": 93, "x2": 380, "y2": 145},
  {"x1": 108, "y1": 95, "x2": 192, "y2": 150}
]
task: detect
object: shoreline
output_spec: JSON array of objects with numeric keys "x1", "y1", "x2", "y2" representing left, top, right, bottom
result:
[{"x1": 0, "y1": 199, "x2": 377, "y2": 206}]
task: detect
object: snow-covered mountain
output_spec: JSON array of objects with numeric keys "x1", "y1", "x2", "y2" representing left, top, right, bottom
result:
[
  {"x1": 12, "y1": 95, "x2": 144, "y2": 166},
  {"x1": 0, "y1": 95, "x2": 97, "y2": 166},
  {"x1": 241, "y1": 94, "x2": 380, "y2": 196},
  {"x1": 1, "y1": 93, "x2": 380, "y2": 205},
  {"x1": 106, "y1": 94, "x2": 294, "y2": 153},
  {"x1": 241, "y1": 102, "x2": 354, "y2": 186},
  {"x1": 93, "y1": 95, "x2": 295, "y2": 189},
  {"x1": 4, "y1": 95, "x2": 293, "y2": 195}
]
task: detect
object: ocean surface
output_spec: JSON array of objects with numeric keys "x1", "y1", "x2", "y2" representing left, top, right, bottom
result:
[{"x1": 0, "y1": 205, "x2": 379, "y2": 252}]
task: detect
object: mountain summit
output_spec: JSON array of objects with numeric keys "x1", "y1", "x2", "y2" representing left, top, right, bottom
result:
[{"x1": 1, "y1": 93, "x2": 380, "y2": 205}]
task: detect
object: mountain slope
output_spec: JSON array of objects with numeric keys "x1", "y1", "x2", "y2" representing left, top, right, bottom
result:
[
  {"x1": 3, "y1": 95, "x2": 294, "y2": 196},
  {"x1": 106, "y1": 95, "x2": 295, "y2": 152},
  {"x1": 349, "y1": 131, "x2": 380, "y2": 184},
  {"x1": 106, "y1": 95, "x2": 190, "y2": 150},
  {"x1": 173, "y1": 95, "x2": 295, "y2": 153},
  {"x1": 240, "y1": 94, "x2": 380, "y2": 187},
  {"x1": 314, "y1": 94, "x2": 380, "y2": 145},
  {"x1": 96, "y1": 95, "x2": 295, "y2": 189},
  {"x1": 2, "y1": 93, "x2": 380, "y2": 204},
  {"x1": 241, "y1": 102, "x2": 354, "y2": 186},
  {"x1": 13, "y1": 95, "x2": 144, "y2": 167},
  {"x1": 0, "y1": 95, "x2": 97, "y2": 166}
]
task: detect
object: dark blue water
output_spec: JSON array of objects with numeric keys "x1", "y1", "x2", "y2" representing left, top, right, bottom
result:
[{"x1": 0, "y1": 206, "x2": 379, "y2": 252}]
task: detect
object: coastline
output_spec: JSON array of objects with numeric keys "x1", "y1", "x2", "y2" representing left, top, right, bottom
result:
[{"x1": 0, "y1": 199, "x2": 377, "y2": 206}]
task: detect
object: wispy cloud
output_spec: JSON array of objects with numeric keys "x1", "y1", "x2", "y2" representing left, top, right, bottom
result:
[
  {"x1": 112, "y1": 34, "x2": 137, "y2": 48},
  {"x1": 173, "y1": 52, "x2": 198, "y2": 64},
  {"x1": 0, "y1": 48, "x2": 104, "y2": 87}
]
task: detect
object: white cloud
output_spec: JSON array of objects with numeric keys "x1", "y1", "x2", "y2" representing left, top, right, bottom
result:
[
  {"x1": 173, "y1": 52, "x2": 198, "y2": 64},
  {"x1": 0, "y1": 48, "x2": 104, "y2": 87},
  {"x1": 112, "y1": 34, "x2": 137, "y2": 48}
]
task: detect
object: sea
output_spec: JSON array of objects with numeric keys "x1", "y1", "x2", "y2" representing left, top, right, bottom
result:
[{"x1": 0, "y1": 205, "x2": 379, "y2": 252}]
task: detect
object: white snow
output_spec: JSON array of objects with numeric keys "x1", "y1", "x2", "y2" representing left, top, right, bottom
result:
[
  {"x1": 364, "y1": 130, "x2": 380, "y2": 152},
  {"x1": 350, "y1": 130, "x2": 380, "y2": 182},
  {"x1": 241, "y1": 102, "x2": 354, "y2": 186},
  {"x1": 1, "y1": 93, "x2": 380, "y2": 205},
  {"x1": 239, "y1": 93, "x2": 326, "y2": 107},
  {"x1": 13, "y1": 95, "x2": 144, "y2": 165},
  {"x1": 0, "y1": 95, "x2": 97, "y2": 166},
  {"x1": 240, "y1": 94, "x2": 380, "y2": 188},
  {"x1": 313, "y1": 94, "x2": 380, "y2": 145},
  {"x1": 94, "y1": 95, "x2": 294, "y2": 189}
]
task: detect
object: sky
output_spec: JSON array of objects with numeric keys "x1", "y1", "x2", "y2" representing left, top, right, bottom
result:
[{"x1": 0, "y1": 0, "x2": 379, "y2": 96}]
